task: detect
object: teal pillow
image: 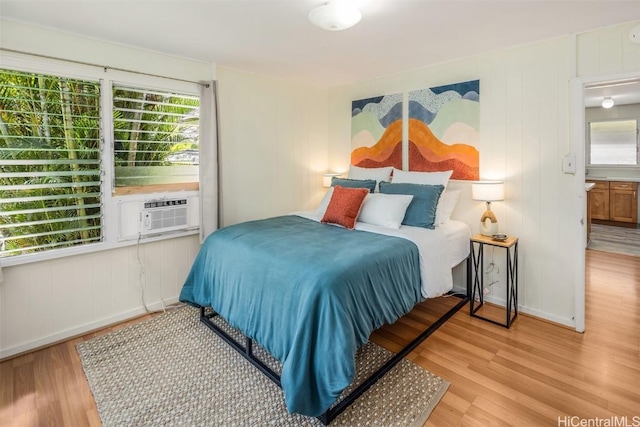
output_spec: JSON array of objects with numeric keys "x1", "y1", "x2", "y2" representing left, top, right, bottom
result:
[
  {"x1": 331, "y1": 177, "x2": 376, "y2": 193},
  {"x1": 378, "y1": 181, "x2": 444, "y2": 229}
]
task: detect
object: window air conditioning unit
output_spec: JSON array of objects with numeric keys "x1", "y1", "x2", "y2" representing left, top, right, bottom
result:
[{"x1": 140, "y1": 198, "x2": 189, "y2": 235}]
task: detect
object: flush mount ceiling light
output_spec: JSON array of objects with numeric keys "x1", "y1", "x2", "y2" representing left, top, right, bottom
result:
[
  {"x1": 602, "y1": 97, "x2": 615, "y2": 109},
  {"x1": 308, "y1": 2, "x2": 362, "y2": 31}
]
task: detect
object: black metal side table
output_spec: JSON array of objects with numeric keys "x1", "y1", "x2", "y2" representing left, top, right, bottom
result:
[{"x1": 468, "y1": 234, "x2": 519, "y2": 328}]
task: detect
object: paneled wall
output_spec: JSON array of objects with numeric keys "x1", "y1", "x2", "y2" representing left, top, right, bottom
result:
[
  {"x1": 0, "y1": 21, "x2": 216, "y2": 359},
  {"x1": 0, "y1": 26, "x2": 329, "y2": 358},
  {"x1": 216, "y1": 67, "x2": 329, "y2": 226},
  {"x1": 0, "y1": 236, "x2": 200, "y2": 358},
  {"x1": 328, "y1": 39, "x2": 579, "y2": 326},
  {"x1": 328, "y1": 20, "x2": 640, "y2": 327},
  {"x1": 3, "y1": 17, "x2": 639, "y2": 357},
  {"x1": 577, "y1": 20, "x2": 640, "y2": 77}
]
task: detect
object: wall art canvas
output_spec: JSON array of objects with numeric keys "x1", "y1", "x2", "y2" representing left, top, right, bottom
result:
[
  {"x1": 350, "y1": 93, "x2": 403, "y2": 169},
  {"x1": 408, "y1": 80, "x2": 479, "y2": 180}
]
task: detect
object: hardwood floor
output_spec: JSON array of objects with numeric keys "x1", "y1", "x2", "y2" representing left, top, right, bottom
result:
[{"x1": 1, "y1": 249, "x2": 638, "y2": 426}]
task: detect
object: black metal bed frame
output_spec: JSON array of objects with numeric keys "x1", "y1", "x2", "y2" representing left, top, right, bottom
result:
[{"x1": 198, "y1": 259, "x2": 471, "y2": 425}]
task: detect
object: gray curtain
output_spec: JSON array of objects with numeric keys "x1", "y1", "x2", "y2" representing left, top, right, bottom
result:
[{"x1": 198, "y1": 81, "x2": 219, "y2": 242}]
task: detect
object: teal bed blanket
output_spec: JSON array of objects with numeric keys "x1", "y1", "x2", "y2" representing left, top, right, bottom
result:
[{"x1": 179, "y1": 215, "x2": 422, "y2": 417}]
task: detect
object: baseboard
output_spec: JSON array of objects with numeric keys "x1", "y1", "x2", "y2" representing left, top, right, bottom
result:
[
  {"x1": 0, "y1": 296, "x2": 180, "y2": 360},
  {"x1": 481, "y1": 295, "x2": 576, "y2": 329},
  {"x1": 517, "y1": 306, "x2": 575, "y2": 329},
  {"x1": 592, "y1": 219, "x2": 638, "y2": 229}
]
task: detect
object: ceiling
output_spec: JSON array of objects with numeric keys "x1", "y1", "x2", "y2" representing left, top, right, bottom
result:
[
  {"x1": 584, "y1": 79, "x2": 640, "y2": 108},
  {"x1": 1, "y1": 0, "x2": 640, "y2": 88}
]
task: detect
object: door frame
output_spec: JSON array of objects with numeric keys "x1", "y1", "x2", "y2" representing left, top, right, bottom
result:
[{"x1": 571, "y1": 70, "x2": 640, "y2": 333}]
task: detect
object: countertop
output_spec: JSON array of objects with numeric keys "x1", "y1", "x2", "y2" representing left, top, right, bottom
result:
[
  {"x1": 586, "y1": 176, "x2": 640, "y2": 182},
  {"x1": 585, "y1": 183, "x2": 596, "y2": 191}
]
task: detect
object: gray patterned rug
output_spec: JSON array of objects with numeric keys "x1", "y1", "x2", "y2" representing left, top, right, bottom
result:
[
  {"x1": 588, "y1": 223, "x2": 640, "y2": 256},
  {"x1": 77, "y1": 306, "x2": 449, "y2": 427}
]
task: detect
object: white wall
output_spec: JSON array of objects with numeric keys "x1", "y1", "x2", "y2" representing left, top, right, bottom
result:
[
  {"x1": 217, "y1": 67, "x2": 328, "y2": 226},
  {"x1": 329, "y1": 38, "x2": 580, "y2": 326},
  {"x1": 0, "y1": 23, "x2": 329, "y2": 358},
  {"x1": 0, "y1": 20, "x2": 215, "y2": 358},
  {"x1": 0, "y1": 236, "x2": 201, "y2": 358},
  {"x1": 328, "y1": 20, "x2": 640, "y2": 327},
  {"x1": 577, "y1": 21, "x2": 640, "y2": 77},
  {"x1": 3, "y1": 17, "x2": 638, "y2": 357}
]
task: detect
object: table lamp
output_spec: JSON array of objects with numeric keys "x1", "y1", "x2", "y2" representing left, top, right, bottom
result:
[
  {"x1": 322, "y1": 173, "x2": 342, "y2": 188},
  {"x1": 471, "y1": 181, "x2": 505, "y2": 236}
]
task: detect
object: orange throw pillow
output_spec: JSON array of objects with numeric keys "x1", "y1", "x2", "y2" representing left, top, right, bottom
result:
[{"x1": 321, "y1": 185, "x2": 369, "y2": 229}]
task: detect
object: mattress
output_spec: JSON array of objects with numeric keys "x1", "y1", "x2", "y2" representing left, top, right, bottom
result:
[
  {"x1": 296, "y1": 212, "x2": 471, "y2": 298},
  {"x1": 180, "y1": 215, "x2": 423, "y2": 416},
  {"x1": 439, "y1": 219, "x2": 472, "y2": 267}
]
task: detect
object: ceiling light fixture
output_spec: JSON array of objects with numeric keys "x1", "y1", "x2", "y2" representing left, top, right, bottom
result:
[
  {"x1": 602, "y1": 97, "x2": 614, "y2": 109},
  {"x1": 308, "y1": 1, "x2": 362, "y2": 31}
]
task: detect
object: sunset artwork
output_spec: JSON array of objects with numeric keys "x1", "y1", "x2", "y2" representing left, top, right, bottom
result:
[
  {"x1": 350, "y1": 93, "x2": 402, "y2": 169},
  {"x1": 407, "y1": 80, "x2": 479, "y2": 180}
]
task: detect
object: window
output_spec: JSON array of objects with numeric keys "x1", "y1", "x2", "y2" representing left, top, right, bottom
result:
[
  {"x1": 113, "y1": 84, "x2": 199, "y2": 193},
  {"x1": 0, "y1": 69, "x2": 103, "y2": 257},
  {"x1": 588, "y1": 119, "x2": 639, "y2": 166},
  {"x1": 0, "y1": 59, "x2": 205, "y2": 261}
]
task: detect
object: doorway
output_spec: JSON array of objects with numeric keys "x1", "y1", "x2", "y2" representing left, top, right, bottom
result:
[
  {"x1": 571, "y1": 71, "x2": 640, "y2": 333},
  {"x1": 584, "y1": 77, "x2": 640, "y2": 256}
]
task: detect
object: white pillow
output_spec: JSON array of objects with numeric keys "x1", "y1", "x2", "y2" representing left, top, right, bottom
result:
[
  {"x1": 358, "y1": 193, "x2": 414, "y2": 229},
  {"x1": 391, "y1": 168, "x2": 453, "y2": 187},
  {"x1": 435, "y1": 189, "x2": 461, "y2": 225},
  {"x1": 315, "y1": 187, "x2": 334, "y2": 216},
  {"x1": 348, "y1": 165, "x2": 393, "y2": 191}
]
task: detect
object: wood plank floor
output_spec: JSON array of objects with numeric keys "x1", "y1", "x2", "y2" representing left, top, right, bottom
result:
[{"x1": 1, "y1": 249, "x2": 638, "y2": 426}]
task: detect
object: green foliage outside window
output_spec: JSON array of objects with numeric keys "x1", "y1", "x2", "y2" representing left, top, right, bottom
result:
[
  {"x1": 0, "y1": 70, "x2": 102, "y2": 257},
  {"x1": 0, "y1": 70, "x2": 201, "y2": 258}
]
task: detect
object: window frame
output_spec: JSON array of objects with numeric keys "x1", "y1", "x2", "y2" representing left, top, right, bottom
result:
[
  {"x1": 1, "y1": 67, "x2": 104, "y2": 259},
  {"x1": 110, "y1": 81, "x2": 201, "y2": 196},
  {"x1": 586, "y1": 118, "x2": 640, "y2": 167},
  {"x1": 0, "y1": 52, "x2": 201, "y2": 267}
]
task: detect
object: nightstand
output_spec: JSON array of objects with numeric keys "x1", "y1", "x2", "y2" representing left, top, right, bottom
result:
[{"x1": 468, "y1": 234, "x2": 519, "y2": 328}]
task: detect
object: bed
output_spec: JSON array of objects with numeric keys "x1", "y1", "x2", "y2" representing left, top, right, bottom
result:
[{"x1": 179, "y1": 208, "x2": 471, "y2": 422}]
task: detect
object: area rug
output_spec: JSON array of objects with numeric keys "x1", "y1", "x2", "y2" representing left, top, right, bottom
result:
[
  {"x1": 77, "y1": 306, "x2": 448, "y2": 426},
  {"x1": 588, "y1": 223, "x2": 640, "y2": 257}
]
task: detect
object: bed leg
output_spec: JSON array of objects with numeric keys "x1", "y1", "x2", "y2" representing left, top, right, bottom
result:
[{"x1": 246, "y1": 337, "x2": 253, "y2": 357}]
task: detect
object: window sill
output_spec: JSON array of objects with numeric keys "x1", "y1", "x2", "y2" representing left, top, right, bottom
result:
[
  {"x1": 0, "y1": 228, "x2": 200, "y2": 268},
  {"x1": 113, "y1": 182, "x2": 199, "y2": 196}
]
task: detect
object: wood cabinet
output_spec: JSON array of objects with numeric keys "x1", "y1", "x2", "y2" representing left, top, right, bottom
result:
[
  {"x1": 587, "y1": 180, "x2": 638, "y2": 225},
  {"x1": 588, "y1": 181, "x2": 609, "y2": 220},
  {"x1": 610, "y1": 181, "x2": 638, "y2": 223}
]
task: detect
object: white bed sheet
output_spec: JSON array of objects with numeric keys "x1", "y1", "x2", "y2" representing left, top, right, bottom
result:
[
  {"x1": 294, "y1": 212, "x2": 471, "y2": 299},
  {"x1": 438, "y1": 220, "x2": 472, "y2": 268}
]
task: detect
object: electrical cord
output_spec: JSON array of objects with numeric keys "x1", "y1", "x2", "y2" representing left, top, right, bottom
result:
[
  {"x1": 485, "y1": 246, "x2": 500, "y2": 292},
  {"x1": 136, "y1": 231, "x2": 185, "y2": 314}
]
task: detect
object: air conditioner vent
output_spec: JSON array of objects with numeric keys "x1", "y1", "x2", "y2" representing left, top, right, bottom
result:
[{"x1": 141, "y1": 198, "x2": 189, "y2": 235}]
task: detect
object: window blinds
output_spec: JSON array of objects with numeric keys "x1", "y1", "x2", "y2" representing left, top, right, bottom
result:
[
  {"x1": 112, "y1": 84, "x2": 200, "y2": 187},
  {"x1": 0, "y1": 69, "x2": 103, "y2": 257},
  {"x1": 589, "y1": 119, "x2": 639, "y2": 165}
]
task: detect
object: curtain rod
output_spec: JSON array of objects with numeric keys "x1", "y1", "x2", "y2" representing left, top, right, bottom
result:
[{"x1": 0, "y1": 47, "x2": 210, "y2": 87}]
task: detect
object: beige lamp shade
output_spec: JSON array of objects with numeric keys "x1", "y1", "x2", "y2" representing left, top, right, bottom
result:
[
  {"x1": 322, "y1": 173, "x2": 341, "y2": 188},
  {"x1": 471, "y1": 181, "x2": 504, "y2": 202}
]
